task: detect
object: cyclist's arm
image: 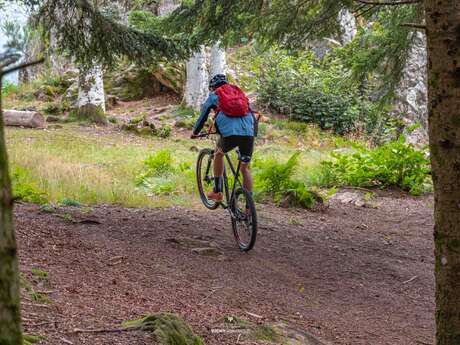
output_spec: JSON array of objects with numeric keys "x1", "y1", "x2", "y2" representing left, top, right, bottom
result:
[{"x1": 192, "y1": 93, "x2": 218, "y2": 135}]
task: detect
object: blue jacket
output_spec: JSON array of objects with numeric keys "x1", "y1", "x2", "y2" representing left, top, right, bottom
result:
[{"x1": 192, "y1": 92, "x2": 254, "y2": 137}]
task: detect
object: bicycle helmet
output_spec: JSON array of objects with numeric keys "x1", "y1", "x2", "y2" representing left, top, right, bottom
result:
[{"x1": 209, "y1": 74, "x2": 227, "y2": 90}]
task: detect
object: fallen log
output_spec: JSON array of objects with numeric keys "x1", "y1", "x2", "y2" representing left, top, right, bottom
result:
[{"x1": 3, "y1": 110, "x2": 45, "y2": 128}]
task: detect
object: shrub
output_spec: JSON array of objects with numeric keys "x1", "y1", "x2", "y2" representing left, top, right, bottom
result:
[
  {"x1": 136, "y1": 150, "x2": 175, "y2": 186},
  {"x1": 253, "y1": 152, "x2": 317, "y2": 208},
  {"x1": 256, "y1": 50, "x2": 386, "y2": 135},
  {"x1": 1, "y1": 81, "x2": 19, "y2": 97},
  {"x1": 11, "y1": 166, "x2": 48, "y2": 204},
  {"x1": 135, "y1": 151, "x2": 194, "y2": 196},
  {"x1": 320, "y1": 136, "x2": 432, "y2": 195},
  {"x1": 155, "y1": 125, "x2": 172, "y2": 138}
]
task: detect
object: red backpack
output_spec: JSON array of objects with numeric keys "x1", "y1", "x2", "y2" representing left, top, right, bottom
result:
[{"x1": 215, "y1": 84, "x2": 250, "y2": 117}]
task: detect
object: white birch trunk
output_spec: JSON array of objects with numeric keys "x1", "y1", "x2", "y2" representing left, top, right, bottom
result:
[
  {"x1": 209, "y1": 43, "x2": 227, "y2": 77},
  {"x1": 76, "y1": 64, "x2": 107, "y2": 124},
  {"x1": 184, "y1": 47, "x2": 209, "y2": 111}
]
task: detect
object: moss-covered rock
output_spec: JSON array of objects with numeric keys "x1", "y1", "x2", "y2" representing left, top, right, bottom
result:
[
  {"x1": 104, "y1": 62, "x2": 184, "y2": 101},
  {"x1": 138, "y1": 127, "x2": 155, "y2": 136},
  {"x1": 123, "y1": 313, "x2": 205, "y2": 345},
  {"x1": 105, "y1": 65, "x2": 161, "y2": 101},
  {"x1": 174, "y1": 118, "x2": 195, "y2": 130}
]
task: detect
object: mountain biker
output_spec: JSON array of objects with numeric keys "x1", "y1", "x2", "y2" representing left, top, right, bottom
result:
[{"x1": 191, "y1": 74, "x2": 256, "y2": 202}]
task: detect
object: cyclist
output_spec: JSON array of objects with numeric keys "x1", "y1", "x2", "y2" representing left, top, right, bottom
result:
[{"x1": 191, "y1": 74, "x2": 256, "y2": 202}]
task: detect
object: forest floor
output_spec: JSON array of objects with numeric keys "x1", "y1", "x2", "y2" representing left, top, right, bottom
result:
[{"x1": 16, "y1": 190, "x2": 435, "y2": 345}]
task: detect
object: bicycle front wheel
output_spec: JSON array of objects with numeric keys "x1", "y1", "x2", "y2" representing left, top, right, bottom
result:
[
  {"x1": 196, "y1": 148, "x2": 219, "y2": 210},
  {"x1": 231, "y1": 188, "x2": 257, "y2": 252}
]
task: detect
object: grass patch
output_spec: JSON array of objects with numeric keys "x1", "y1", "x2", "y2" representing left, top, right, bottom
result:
[
  {"x1": 251, "y1": 324, "x2": 280, "y2": 343},
  {"x1": 23, "y1": 334, "x2": 46, "y2": 345},
  {"x1": 20, "y1": 274, "x2": 51, "y2": 304},
  {"x1": 31, "y1": 268, "x2": 49, "y2": 284},
  {"x1": 122, "y1": 313, "x2": 205, "y2": 345},
  {"x1": 6, "y1": 125, "x2": 199, "y2": 207},
  {"x1": 5, "y1": 114, "x2": 351, "y2": 208}
]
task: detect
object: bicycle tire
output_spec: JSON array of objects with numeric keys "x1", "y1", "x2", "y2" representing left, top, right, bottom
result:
[
  {"x1": 231, "y1": 188, "x2": 257, "y2": 252},
  {"x1": 196, "y1": 148, "x2": 219, "y2": 210}
]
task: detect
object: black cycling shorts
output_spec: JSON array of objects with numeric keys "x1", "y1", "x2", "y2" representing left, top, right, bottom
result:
[{"x1": 217, "y1": 136, "x2": 254, "y2": 161}]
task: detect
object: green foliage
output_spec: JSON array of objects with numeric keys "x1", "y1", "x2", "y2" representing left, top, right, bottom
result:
[
  {"x1": 256, "y1": 50, "x2": 385, "y2": 135},
  {"x1": 60, "y1": 198, "x2": 82, "y2": 207},
  {"x1": 139, "y1": 150, "x2": 175, "y2": 179},
  {"x1": 321, "y1": 136, "x2": 432, "y2": 195},
  {"x1": 31, "y1": 267, "x2": 49, "y2": 283},
  {"x1": 1, "y1": 81, "x2": 19, "y2": 97},
  {"x1": 174, "y1": 105, "x2": 197, "y2": 118},
  {"x1": 1, "y1": 19, "x2": 40, "y2": 55},
  {"x1": 123, "y1": 313, "x2": 205, "y2": 345},
  {"x1": 23, "y1": 334, "x2": 46, "y2": 345},
  {"x1": 156, "y1": 125, "x2": 172, "y2": 138},
  {"x1": 251, "y1": 325, "x2": 280, "y2": 343},
  {"x1": 20, "y1": 274, "x2": 51, "y2": 304},
  {"x1": 129, "y1": 10, "x2": 163, "y2": 33},
  {"x1": 135, "y1": 149, "x2": 196, "y2": 197},
  {"x1": 36, "y1": 0, "x2": 189, "y2": 68},
  {"x1": 136, "y1": 150, "x2": 177, "y2": 195},
  {"x1": 253, "y1": 152, "x2": 317, "y2": 208},
  {"x1": 337, "y1": 6, "x2": 422, "y2": 102},
  {"x1": 11, "y1": 166, "x2": 48, "y2": 204}
]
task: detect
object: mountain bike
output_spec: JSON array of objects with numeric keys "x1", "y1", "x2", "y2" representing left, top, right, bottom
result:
[{"x1": 193, "y1": 132, "x2": 257, "y2": 252}]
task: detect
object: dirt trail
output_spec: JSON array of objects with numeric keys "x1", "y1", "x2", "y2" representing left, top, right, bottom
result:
[{"x1": 16, "y1": 192, "x2": 435, "y2": 345}]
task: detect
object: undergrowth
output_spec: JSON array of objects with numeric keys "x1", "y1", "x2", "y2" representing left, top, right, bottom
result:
[
  {"x1": 135, "y1": 150, "x2": 194, "y2": 196},
  {"x1": 320, "y1": 136, "x2": 432, "y2": 195},
  {"x1": 11, "y1": 166, "x2": 48, "y2": 204},
  {"x1": 122, "y1": 313, "x2": 204, "y2": 345},
  {"x1": 253, "y1": 152, "x2": 319, "y2": 209}
]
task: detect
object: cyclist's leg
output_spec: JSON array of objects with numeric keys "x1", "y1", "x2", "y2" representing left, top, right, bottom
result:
[
  {"x1": 213, "y1": 138, "x2": 225, "y2": 193},
  {"x1": 237, "y1": 136, "x2": 255, "y2": 192}
]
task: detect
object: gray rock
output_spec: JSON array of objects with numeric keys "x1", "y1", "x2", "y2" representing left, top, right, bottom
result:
[
  {"x1": 191, "y1": 247, "x2": 223, "y2": 257},
  {"x1": 393, "y1": 32, "x2": 428, "y2": 145}
]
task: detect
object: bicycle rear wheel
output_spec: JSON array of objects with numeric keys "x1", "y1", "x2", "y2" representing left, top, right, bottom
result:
[
  {"x1": 231, "y1": 188, "x2": 257, "y2": 252},
  {"x1": 196, "y1": 149, "x2": 219, "y2": 210}
]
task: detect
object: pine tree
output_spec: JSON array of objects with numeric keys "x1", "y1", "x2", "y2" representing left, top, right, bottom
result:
[{"x1": 425, "y1": 1, "x2": 460, "y2": 343}]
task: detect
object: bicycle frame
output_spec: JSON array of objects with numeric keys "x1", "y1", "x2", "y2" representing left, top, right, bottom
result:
[
  {"x1": 223, "y1": 152, "x2": 243, "y2": 213},
  {"x1": 204, "y1": 148, "x2": 244, "y2": 216}
]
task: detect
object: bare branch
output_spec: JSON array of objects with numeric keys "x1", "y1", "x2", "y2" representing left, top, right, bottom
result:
[
  {"x1": 400, "y1": 23, "x2": 426, "y2": 30},
  {"x1": 354, "y1": 0, "x2": 421, "y2": 5},
  {"x1": 1, "y1": 58, "x2": 44, "y2": 77}
]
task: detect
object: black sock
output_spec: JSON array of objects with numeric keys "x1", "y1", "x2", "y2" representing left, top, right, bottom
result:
[{"x1": 213, "y1": 176, "x2": 223, "y2": 193}]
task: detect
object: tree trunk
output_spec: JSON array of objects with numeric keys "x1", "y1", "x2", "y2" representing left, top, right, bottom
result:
[
  {"x1": 0, "y1": 81, "x2": 23, "y2": 345},
  {"x1": 76, "y1": 64, "x2": 107, "y2": 124},
  {"x1": 4, "y1": 110, "x2": 45, "y2": 128},
  {"x1": 184, "y1": 46, "x2": 209, "y2": 111},
  {"x1": 209, "y1": 43, "x2": 226, "y2": 77},
  {"x1": 425, "y1": 1, "x2": 460, "y2": 344}
]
